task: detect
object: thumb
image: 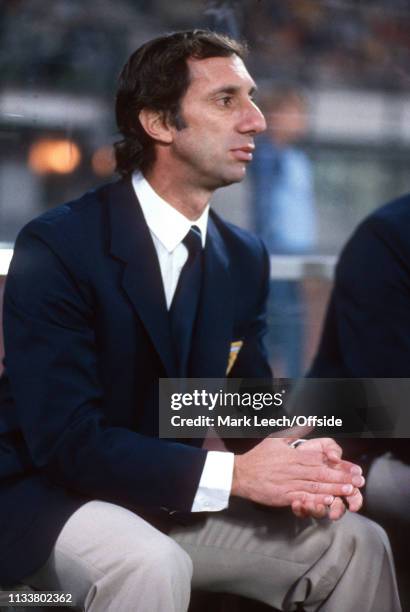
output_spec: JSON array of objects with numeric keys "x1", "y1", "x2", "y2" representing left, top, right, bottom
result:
[{"x1": 322, "y1": 440, "x2": 343, "y2": 462}]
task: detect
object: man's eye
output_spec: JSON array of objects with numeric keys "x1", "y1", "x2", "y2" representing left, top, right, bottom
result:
[{"x1": 218, "y1": 96, "x2": 233, "y2": 107}]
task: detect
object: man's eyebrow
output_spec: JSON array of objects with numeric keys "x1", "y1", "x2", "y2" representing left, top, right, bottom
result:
[{"x1": 208, "y1": 84, "x2": 258, "y2": 96}]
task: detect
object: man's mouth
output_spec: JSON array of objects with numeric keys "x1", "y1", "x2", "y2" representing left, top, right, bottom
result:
[{"x1": 231, "y1": 146, "x2": 254, "y2": 162}]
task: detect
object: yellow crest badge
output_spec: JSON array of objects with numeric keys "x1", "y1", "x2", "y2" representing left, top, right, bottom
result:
[{"x1": 226, "y1": 340, "x2": 243, "y2": 375}]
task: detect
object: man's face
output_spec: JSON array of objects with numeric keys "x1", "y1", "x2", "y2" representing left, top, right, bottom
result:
[{"x1": 168, "y1": 54, "x2": 266, "y2": 190}]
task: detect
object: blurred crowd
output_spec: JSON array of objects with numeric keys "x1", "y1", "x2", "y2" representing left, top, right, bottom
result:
[
  {"x1": 243, "y1": 0, "x2": 410, "y2": 90},
  {"x1": 1, "y1": 0, "x2": 409, "y2": 94}
]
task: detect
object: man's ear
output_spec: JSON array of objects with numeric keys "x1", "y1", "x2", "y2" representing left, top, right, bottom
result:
[{"x1": 138, "y1": 108, "x2": 174, "y2": 144}]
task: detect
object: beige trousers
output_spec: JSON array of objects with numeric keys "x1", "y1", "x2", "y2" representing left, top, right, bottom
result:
[{"x1": 25, "y1": 497, "x2": 402, "y2": 612}]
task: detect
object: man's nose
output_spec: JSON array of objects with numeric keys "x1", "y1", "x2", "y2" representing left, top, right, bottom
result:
[{"x1": 239, "y1": 102, "x2": 267, "y2": 135}]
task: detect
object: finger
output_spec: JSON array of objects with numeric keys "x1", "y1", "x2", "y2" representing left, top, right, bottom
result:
[
  {"x1": 345, "y1": 488, "x2": 363, "y2": 513},
  {"x1": 291, "y1": 500, "x2": 306, "y2": 518},
  {"x1": 291, "y1": 499, "x2": 327, "y2": 519},
  {"x1": 326, "y1": 449, "x2": 342, "y2": 463},
  {"x1": 321, "y1": 439, "x2": 343, "y2": 462},
  {"x1": 292, "y1": 496, "x2": 329, "y2": 519},
  {"x1": 289, "y1": 491, "x2": 335, "y2": 507},
  {"x1": 330, "y1": 459, "x2": 364, "y2": 477},
  {"x1": 292, "y1": 480, "x2": 359, "y2": 497},
  {"x1": 299, "y1": 464, "x2": 365, "y2": 487},
  {"x1": 295, "y1": 440, "x2": 363, "y2": 479},
  {"x1": 301, "y1": 501, "x2": 328, "y2": 519},
  {"x1": 327, "y1": 462, "x2": 365, "y2": 487},
  {"x1": 328, "y1": 497, "x2": 346, "y2": 521}
]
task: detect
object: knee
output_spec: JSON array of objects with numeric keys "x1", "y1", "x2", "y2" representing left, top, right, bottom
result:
[
  {"x1": 337, "y1": 513, "x2": 391, "y2": 557},
  {"x1": 131, "y1": 537, "x2": 193, "y2": 586}
]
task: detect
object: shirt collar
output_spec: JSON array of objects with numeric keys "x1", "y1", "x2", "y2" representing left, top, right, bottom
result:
[{"x1": 132, "y1": 171, "x2": 209, "y2": 253}]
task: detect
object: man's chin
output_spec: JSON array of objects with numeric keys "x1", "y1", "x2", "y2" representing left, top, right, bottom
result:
[
  {"x1": 202, "y1": 164, "x2": 248, "y2": 190},
  {"x1": 218, "y1": 165, "x2": 248, "y2": 187}
]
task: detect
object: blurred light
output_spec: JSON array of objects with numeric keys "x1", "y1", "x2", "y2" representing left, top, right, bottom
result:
[
  {"x1": 91, "y1": 145, "x2": 115, "y2": 176},
  {"x1": 28, "y1": 139, "x2": 81, "y2": 175}
]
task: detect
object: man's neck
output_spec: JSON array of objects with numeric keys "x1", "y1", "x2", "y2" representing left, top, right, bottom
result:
[{"x1": 143, "y1": 167, "x2": 212, "y2": 222}]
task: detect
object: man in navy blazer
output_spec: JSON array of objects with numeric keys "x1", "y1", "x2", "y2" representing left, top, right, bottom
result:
[
  {"x1": 0, "y1": 30, "x2": 401, "y2": 611},
  {"x1": 309, "y1": 193, "x2": 410, "y2": 582}
]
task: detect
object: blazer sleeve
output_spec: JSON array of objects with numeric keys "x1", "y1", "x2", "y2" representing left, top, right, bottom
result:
[{"x1": 3, "y1": 220, "x2": 207, "y2": 512}]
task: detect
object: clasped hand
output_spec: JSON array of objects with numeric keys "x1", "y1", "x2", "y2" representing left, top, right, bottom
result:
[
  {"x1": 232, "y1": 437, "x2": 364, "y2": 521},
  {"x1": 290, "y1": 438, "x2": 363, "y2": 520}
]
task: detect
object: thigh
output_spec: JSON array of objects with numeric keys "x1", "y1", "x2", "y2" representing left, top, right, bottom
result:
[
  {"x1": 170, "y1": 497, "x2": 355, "y2": 610},
  {"x1": 23, "y1": 500, "x2": 184, "y2": 609}
]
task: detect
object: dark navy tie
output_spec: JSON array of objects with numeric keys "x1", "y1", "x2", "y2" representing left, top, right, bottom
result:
[{"x1": 170, "y1": 225, "x2": 203, "y2": 377}]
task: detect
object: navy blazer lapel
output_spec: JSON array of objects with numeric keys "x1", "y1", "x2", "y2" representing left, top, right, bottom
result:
[
  {"x1": 107, "y1": 179, "x2": 177, "y2": 377},
  {"x1": 189, "y1": 213, "x2": 234, "y2": 377}
]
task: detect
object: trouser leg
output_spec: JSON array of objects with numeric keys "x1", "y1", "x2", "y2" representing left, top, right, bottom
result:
[
  {"x1": 23, "y1": 496, "x2": 401, "y2": 612},
  {"x1": 24, "y1": 500, "x2": 192, "y2": 612},
  {"x1": 170, "y1": 498, "x2": 401, "y2": 612}
]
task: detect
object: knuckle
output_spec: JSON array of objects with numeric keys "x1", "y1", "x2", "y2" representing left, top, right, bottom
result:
[
  {"x1": 315, "y1": 450, "x2": 325, "y2": 463},
  {"x1": 310, "y1": 481, "x2": 320, "y2": 493}
]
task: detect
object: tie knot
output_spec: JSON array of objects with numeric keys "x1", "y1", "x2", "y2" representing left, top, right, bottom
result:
[{"x1": 183, "y1": 225, "x2": 202, "y2": 257}]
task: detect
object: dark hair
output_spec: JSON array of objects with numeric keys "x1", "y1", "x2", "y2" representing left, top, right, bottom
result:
[{"x1": 114, "y1": 29, "x2": 247, "y2": 176}]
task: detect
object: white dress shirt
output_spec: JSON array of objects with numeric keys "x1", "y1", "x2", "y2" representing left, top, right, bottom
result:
[{"x1": 132, "y1": 172, "x2": 234, "y2": 512}]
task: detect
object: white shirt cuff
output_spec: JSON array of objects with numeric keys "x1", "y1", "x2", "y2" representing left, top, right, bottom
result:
[{"x1": 191, "y1": 451, "x2": 234, "y2": 512}]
